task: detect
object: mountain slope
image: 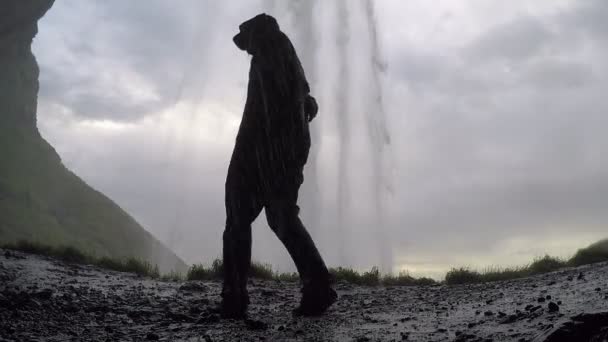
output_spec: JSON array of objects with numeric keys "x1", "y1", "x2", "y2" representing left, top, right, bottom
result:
[{"x1": 0, "y1": 0, "x2": 187, "y2": 273}]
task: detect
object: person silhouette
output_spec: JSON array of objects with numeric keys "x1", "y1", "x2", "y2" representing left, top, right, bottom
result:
[{"x1": 221, "y1": 13, "x2": 336, "y2": 319}]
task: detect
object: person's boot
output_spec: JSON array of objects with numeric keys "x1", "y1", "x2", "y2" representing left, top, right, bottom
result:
[
  {"x1": 220, "y1": 286, "x2": 249, "y2": 319},
  {"x1": 293, "y1": 283, "x2": 337, "y2": 316}
]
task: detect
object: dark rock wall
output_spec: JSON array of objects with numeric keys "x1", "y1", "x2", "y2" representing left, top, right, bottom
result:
[
  {"x1": 0, "y1": 0, "x2": 188, "y2": 273},
  {"x1": 0, "y1": 0, "x2": 53, "y2": 131}
]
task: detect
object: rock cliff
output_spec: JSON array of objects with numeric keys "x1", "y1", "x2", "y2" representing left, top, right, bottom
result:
[{"x1": 0, "y1": 0, "x2": 187, "y2": 273}]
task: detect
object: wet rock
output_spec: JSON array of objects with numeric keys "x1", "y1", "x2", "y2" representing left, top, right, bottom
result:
[
  {"x1": 166, "y1": 311, "x2": 195, "y2": 323},
  {"x1": 2, "y1": 249, "x2": 608, "y2": 342},
  {"x1": 500, "y1": 314, "x2": 518, "y2": 324},
  {"x1": 32, "y1": 289, "x2": 53, "y2": 300},
  {"x1": 537, "y1": 312, "x2": 608, "y2": 342},
  {"x1": 245, "y1": 318, "x2": 268, "y2": 331},
  {"x1": 197, "y1": 313, "x2": 220, "y2": 324},
  {"x1": 538, "y1": 297, "x2": 546, "y2": 303},
  {"x1": 146, "y1": 332, "x2": 159, "y2": 340},
  {"x1": 548, "y1": 302, "x2": 559, "y2": 313},
  {"x1": 179, "y1": 282, "x2": 208, "y2": 293},
  {"x1": 261, "y1": 289, "x2": 276, "y2": 297}
]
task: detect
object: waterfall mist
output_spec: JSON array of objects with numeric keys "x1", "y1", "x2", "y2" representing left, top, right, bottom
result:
[{"x1": 263, "y1": 0, "x2": 395, "y2": 272}]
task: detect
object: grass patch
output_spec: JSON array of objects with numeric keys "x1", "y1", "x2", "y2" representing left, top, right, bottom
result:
[
  {"x1": 7, "y1": 238, "x2": 608, "y2": 287},
  {"x1": 382, "y1": 271, "x2": 437, "y2": 286},
  {"x1": 250, "y1": 261, "x2": 274, "y2": 280},
  {"x1": 187, "y1": 259, "x2": 281, "y2": 281},
  {"x1": 274, "y1": 272, "x2": 299, "y2": 282},
  {"x1": 445, "y1": 253, "x2": 592, "y2": 285},
  {"x1": 529, "y1": 255, "x2": 567, "y2": 274},
  {"x1": 161, "y1": 270, "x2": 184, "y2": 282},
  {"x1": 569, "y1": 239, "x2": 608, "y2": 267},
  {"x1": 3, "y1": 239, "x2": 161, "y2": 278},
  {"x1": 445, "y1": 267, "x2": 482, "y2": 285},
  {"x1": 187, "y1": 259, "x2": 223, "y2": 281}
]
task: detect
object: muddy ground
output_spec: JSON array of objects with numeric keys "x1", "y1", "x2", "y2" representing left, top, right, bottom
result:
[{"x1": 1, "y1": 249, "x2": 607, "y2": 341}]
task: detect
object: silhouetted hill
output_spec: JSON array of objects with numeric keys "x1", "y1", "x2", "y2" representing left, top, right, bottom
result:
[{"x1": 0, "y1": 0, "x2": 187, "y2": 273}]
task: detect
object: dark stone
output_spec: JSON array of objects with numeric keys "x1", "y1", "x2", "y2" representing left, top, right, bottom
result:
[
  {"x1": 179, "y1": 283, "x2": 207, "y2": 293},
  {"x1": 501, "y1": 314, "x2": 518, "y2": 324},
  {"x1": 245, "y1": 318, "x2": 268, "y2": 331},
  {"x1": 538, "y1": 297, "x2": 546, "y2": 303},
  {"x1": 197, "y1": 314, "x2": 220, "y2": 325},
  {"x1": 548, "y1": 302, "x2": 559, "y2": 313},
  {"x1": 32, "y1": 289, "x2": 53, "y2": 300},
  {"x1": 146, "y1": 332, "x2": 159, "y2": 340},
  {"x1": 538, "y1": 312, "x2": 608, "y2": 342},
  {"x1": 261, "y1": 290, "x2": 276, "y2": 297}
]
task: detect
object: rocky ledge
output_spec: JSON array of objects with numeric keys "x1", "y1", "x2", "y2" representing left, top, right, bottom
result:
[{"x1": 1, "y1": 249, "x2": 607, "y2": 341}]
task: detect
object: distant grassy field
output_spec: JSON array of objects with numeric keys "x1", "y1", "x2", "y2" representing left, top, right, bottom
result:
[
  {"x1": 5, "y1": 238, "x2": 607, "y2": 286},
  {"x1": 445, "y1": 239, "x2": 608, "y2": 285},
  {"x1": 2, "y1": 240, "x2": 160, "y2": 278}
]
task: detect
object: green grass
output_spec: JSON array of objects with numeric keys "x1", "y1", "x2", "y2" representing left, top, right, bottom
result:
[
  {"x1": 5, "y1": 238, "x2": 608, "y2": 287},
  {"x1": 160, "y1": 270, "x2": 184, "y2": 282},
  {"x1": 186, "y1": 259, "x2": 278, "y2": 281},
  {"x1": 529, "y1": 255, "x2": 567, "y2": 274},
  {"x1": 382, "y1": 271, "x2": 437, "y2": 286},
  {"x1": 570, "y1": 239, "x2": 608, "y2": 267},
  {"x1": 444, "y1": 251, "x2": 601, "y2": 285},
  {"x1": 2, "y1": 240, "x2": 161, "y2": 278}
]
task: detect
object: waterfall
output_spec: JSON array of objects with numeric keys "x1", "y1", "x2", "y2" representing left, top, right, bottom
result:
[{"x1": 260, "y1": 0, "x2": 394, "y2": 272}]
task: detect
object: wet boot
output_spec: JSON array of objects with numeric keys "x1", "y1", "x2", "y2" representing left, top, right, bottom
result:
[
  {"x1": 221, "y1": 224, "x2": 252, "y2": 319},
  {"x1": 293, "y1": 281, "x2": 337, "y2": 316},
  {"x1": 220, "y1": 285, "x2": 249, "y2": 319},
  {"x1": 265, "y1": 199, "x2": 337, "y2": 316}
]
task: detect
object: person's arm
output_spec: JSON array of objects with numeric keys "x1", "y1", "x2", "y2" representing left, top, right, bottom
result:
[{"x1": 304, "y1": 95, "x2": 318, "y2": 122}]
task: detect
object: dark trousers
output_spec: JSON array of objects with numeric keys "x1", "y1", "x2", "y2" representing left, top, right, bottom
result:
[{"x1": 222, "y1": 162, "x2": 330, "y2": 297}]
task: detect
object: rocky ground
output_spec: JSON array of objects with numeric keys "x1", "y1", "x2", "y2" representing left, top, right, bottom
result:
[{"x1": 1, "y1": 249, "x2": 607, "y2": 341}]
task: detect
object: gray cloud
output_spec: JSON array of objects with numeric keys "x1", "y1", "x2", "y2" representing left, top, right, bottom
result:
[
  {"x1": 33, "y1": 1, "x2": 608, "y2": 276},
  {"x1": 466, "y1": 15, "x2": 554, "y2": 63}
]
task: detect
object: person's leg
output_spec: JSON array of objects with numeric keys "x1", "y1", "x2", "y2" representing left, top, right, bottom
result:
[
  {"x1": 265, "y1": 187, "x2": 336, "y2": 316},
  {"x1": 222, "y1": 168, "x2": 263, "y2": 319}
]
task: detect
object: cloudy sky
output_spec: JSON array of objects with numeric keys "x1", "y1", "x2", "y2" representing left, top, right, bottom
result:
[{"x1": 33, "y1": 0, "x2": 608, "y2": 278}]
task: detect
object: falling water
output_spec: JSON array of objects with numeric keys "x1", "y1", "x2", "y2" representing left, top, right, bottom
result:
[
  {"x1": 285, "y1": 0, "x2": 322, "y2": 239},
  {"x1": 362, "y1": 0, "x2": 393, "y2": 272},
  {"x1": 261, "y1": 0, "x2": 393, "y2": 272},
  {"x1": 335, "y1": 0, "x2": 352, "y2": 267}
]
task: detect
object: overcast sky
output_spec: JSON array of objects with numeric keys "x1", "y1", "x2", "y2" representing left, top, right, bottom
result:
[{"x1": 33, "y1": 0, "x2": 608, "y2": 278}]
